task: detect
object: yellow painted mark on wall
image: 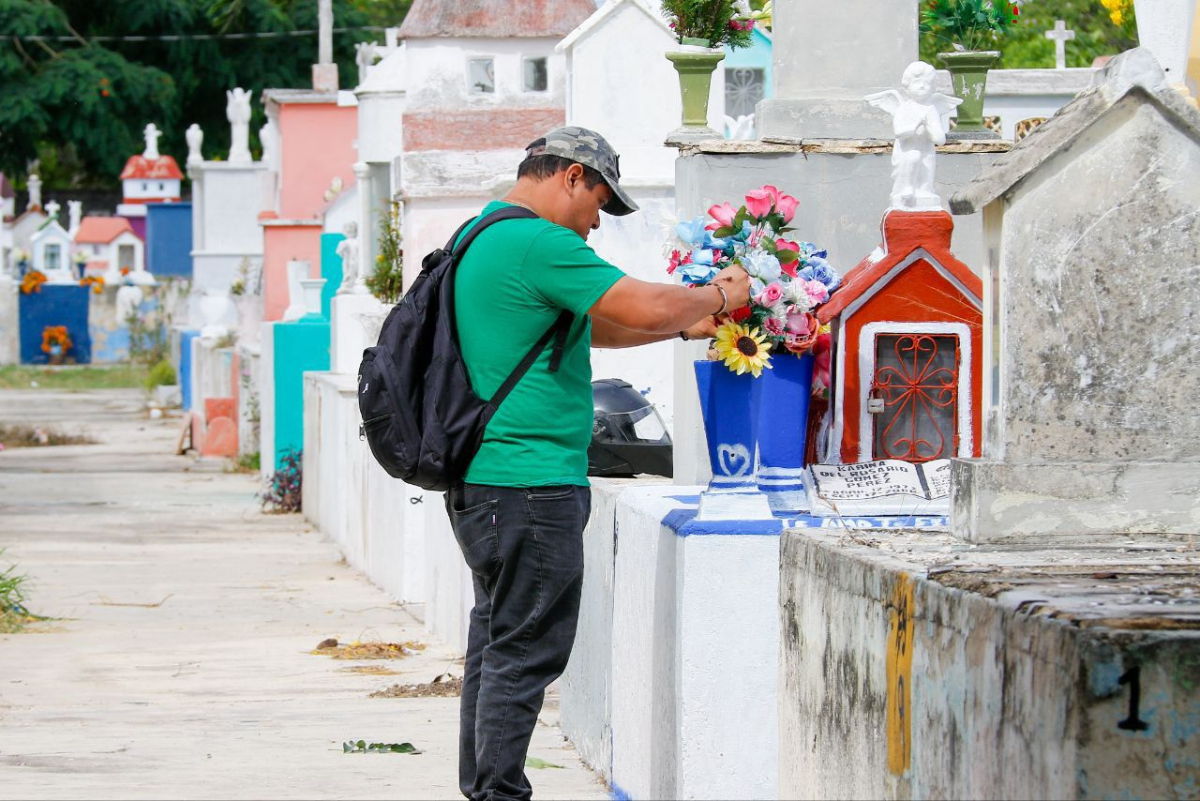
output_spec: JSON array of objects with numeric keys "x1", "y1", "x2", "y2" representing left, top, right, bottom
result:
[
  {"x1": 886, "y1": 574, "x2": 915, "y2": 776},
  {"x1": 1189, "y1": 0, "x2": 1200, "y2": 98}
]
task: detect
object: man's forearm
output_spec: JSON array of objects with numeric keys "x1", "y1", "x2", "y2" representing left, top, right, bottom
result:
[
  {"x1": 590, "y1": 317, "x2": 682, "y2": 349},
  {"x1": 654, "y1": 283, "x2": 727, "y2": 334}
]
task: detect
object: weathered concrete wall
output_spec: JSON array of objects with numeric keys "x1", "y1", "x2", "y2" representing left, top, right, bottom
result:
[
  {"x1": 779, "y1": 528, "x2": 1200, "y2": 800},
  {"x1": 301, "y1": 373, "x2": 429, "y2": 611},
  {"x1": 236, "y1": 343, "x2": 260, "y2": 459},
  {"x1": 0, "y1": 278, "x2": 20, "y2": 366},
  {"x1": 606, "y1": 486, "x2": 783, "y2": 800},
  {"x1": 560, "y1": 478, "x2": 671, "y2": 785},
  {"x1": 992, "y1": 98, "x2": 1200, "y2": 466}
]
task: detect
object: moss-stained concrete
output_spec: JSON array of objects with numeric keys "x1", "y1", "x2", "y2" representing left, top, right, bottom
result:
[{"x1": 780, "y1": 528, "x2": 1200, "y2": 799}]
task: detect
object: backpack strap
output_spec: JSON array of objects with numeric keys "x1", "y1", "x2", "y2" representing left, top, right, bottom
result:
[
  {"x1": 451, "y1": 205, "x2": 539, "y2": 263},
  {"x1": 489, "y1": 310, "x2": 574, "y2": 409}
]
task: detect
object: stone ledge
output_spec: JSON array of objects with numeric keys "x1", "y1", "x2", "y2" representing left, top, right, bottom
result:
[
  {"x1": 779, "y1": 527, "x2": 1200, "y2": 799},
  {"x1": 675, "y1": 138, "x2": 1013, "y2": 156},
  {"x1": 788, "y1": 527, "x2": 1200, "y2": 631}
]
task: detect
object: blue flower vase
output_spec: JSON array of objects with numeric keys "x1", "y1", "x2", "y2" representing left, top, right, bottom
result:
[
  {"x1": 752, "y1": 352, "x2": 815, "y2": 514},
  {"x1": 694, "y1": 360, "x2": 772, "y2": 520}
]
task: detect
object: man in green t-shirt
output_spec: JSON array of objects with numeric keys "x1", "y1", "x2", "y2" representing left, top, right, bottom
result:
[{"x1": 446, "y1": 127, "x2": 750, "y2": 801}]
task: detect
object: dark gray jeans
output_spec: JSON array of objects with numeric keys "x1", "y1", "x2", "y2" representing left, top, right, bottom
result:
[{"x1": 445, "y1": 483, "x2": 591, "y2": 801}]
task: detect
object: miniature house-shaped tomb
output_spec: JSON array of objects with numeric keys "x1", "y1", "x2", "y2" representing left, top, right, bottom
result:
[{"x1": 816, "y1": 210, "x2": 983, "y2": 465}]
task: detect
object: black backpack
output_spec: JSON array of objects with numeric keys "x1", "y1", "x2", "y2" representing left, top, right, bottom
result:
[{"x1": 357, "y1": 206, "x2": 573, "y2": 491}]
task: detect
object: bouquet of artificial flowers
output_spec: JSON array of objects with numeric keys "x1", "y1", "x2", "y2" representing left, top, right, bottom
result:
[
  {"x1": 666, "y1": 185, "x2": 841, "y2": 377},
  {"x1": 661, "y1": 0, "x2": 758, "y2": 49}
]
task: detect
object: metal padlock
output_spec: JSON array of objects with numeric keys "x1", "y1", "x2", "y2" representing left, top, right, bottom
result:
[{"x1": 867, "y1": 388, "x2": 885, "y2": 415}]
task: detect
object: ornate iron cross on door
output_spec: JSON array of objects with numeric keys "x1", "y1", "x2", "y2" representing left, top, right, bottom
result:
[{"x1": 870, "y1": 334, "x2": 960, "y2": 462}]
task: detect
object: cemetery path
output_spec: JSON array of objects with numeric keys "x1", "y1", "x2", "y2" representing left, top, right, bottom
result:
[{"x1": 0, "y1": 389, "x2": 607, "y2": 800}]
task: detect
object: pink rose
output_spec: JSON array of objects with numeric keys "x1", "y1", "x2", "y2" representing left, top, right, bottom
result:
[
  {"x1": 744, "y1": 187, "x2": 774, "y2": 219},
  {"x1": 755, "y1": 282, "x2": 784, "y2": 308},
  {"x1": 785, "y1": 309, "x2": 814, "y2": 336},
  {"x1": 707, "y1": 202, "x2": 738, "y2": 229},
  {"x1": 775, "y1": 192, "x2": 799, "y2": 223},
  {"x1": 803, "y1": 279, "x2": 830, "y2": 305},
  {"x1": 813, "y1": 333, "x2": 832, "y2": 388},
  {"x1": 763, "y1": 316, "x2": 785, "y2": 337}
]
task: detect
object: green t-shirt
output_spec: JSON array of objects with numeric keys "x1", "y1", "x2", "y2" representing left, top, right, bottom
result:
[{"x1": 454, "y1": 201, "x2": 625, "y2": 487}]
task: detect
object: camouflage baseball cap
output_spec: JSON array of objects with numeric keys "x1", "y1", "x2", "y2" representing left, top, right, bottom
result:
[{"x1": 525, "y1": 126, "x2": 639, "y2": 216}]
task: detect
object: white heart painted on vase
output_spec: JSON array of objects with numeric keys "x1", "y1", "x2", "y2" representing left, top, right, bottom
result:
[{"x1": 717, "y1": 443, "x2": 752, "y2": 477}]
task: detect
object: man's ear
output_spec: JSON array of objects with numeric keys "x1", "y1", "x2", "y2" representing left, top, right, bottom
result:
[{"x1": 563, "y1": 163, "x2": 585, "y2": 191}]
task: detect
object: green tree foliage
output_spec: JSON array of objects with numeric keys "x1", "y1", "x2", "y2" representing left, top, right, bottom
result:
[
  {"x1": 918, "y1": 0, "x2": 1139, "y2": 69},
  {"x1": 1, "y1": 0, "x2": 409, "y2": 188}
]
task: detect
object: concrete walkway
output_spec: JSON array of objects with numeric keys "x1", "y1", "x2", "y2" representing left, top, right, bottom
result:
[{"x1": 0, "y1": 389, "x2": 607, "y2": 800}]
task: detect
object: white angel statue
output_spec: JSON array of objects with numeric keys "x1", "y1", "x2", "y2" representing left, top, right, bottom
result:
[
  {"x1": 865, "y1": 62, "x2": 963, "y2": 211},
  {"x1": 226, "y1": 88, "x2": 253, "y2": 164}
]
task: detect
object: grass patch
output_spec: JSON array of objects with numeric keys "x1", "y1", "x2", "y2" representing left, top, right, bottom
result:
[
  {"x1": 231, "y1": 452, "x2": 261, "y2": 474},
  {"x1": 0, "y1": 422, "x2": 96, "y2": 448},
  {"x1": 0, "y1": 364, "x2": 150, "y2": 391},
  {"x1": 0, "y1": 553, "x2": 42, "y2": 634}
]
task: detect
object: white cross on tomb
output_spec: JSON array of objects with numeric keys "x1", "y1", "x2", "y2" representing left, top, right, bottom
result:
[{"x1": 1046, "y1": 20, "x2": 1076, "y2": 70}]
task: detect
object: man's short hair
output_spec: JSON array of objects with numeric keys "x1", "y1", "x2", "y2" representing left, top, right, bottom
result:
[{"x1": 517, "y1": 145, "x2": 605, "y2": 190}]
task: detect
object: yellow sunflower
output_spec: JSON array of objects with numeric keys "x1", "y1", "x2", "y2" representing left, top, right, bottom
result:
[{"x1": 714, "y1": 321, "x2": 772, "y2": 378}]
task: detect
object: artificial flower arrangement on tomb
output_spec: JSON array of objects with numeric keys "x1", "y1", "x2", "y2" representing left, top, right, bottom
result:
[
  {"x1": 12, "y1": 248, "x2": 31, "y2": 270},
  {"x1": 20, "y1": 270, "x2": 47, "y2": 295},
  {"x1": 660, "y1": 0, "x2": 760, "y2": 48},
  {"x1": 920, "y1": 0, "x2": 1022, "y2": 52},
  {"x1": 80, "y1": 275, "x2": 105, "y2": 294},
  {"x1": 666, "y1": 184, "x2": 841, "y2": 378},
  {"x1": 41, "y1": 325, "x2": 72, "y2": 355}
]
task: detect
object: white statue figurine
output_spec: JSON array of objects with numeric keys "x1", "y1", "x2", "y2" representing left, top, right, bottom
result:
[
  {"x1": 724, "y1": 114, "x2": 756, "y2": 141},
  {"x1": 27, "y1": 174, "x2": 42, "y2": 211},
  {"x1": 186, "y1": 123, "x2": 204, "y2": 166},
  {"x1": 143, "y1": 123, "x2": 162, "y2": 159},
  {"x1": 355, "y1": 41, "x2": 379, "y2": 86},
  {"x1": 67, "y1": 200, "x2": 82, "y2": 235},
  {"x1": 226, "y1": 88, "x2": 254, "y2": 164},
  {"x1": 336, "y1": 221, "x2": 364, "y2": 294},
  {"x1": 259, "y1": 119, "x2": 275, "y2": 166},
  {"x1": 865, "y1": 62, "x2": 963, "y2": 211}
]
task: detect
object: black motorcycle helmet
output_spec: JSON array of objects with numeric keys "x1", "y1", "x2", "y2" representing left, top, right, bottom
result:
[{"x1": 587, "y1": 379, "x2": 673, "y2": 478}]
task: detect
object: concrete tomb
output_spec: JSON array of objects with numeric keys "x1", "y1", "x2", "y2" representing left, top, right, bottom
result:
[{"x1": 950, "y1": 48, "x2": 1200, "y2": 541}]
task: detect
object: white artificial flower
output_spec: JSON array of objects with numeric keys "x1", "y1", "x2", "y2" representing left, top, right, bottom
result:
[{"x1": 784, "y1": 280, "x2": 813, "y2": 313}]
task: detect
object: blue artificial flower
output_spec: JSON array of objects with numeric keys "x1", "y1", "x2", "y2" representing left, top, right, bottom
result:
[
  {"x1": 797, "y1": 257, "x2": 841, "y2": 291},
  {"x1": 691, "y1": 248, "x2": 715, "y2": 267},
  {"x1": 798, "y1": 242, "x2": 828, "y2": 261},
  {"x1": 703, "y1": 231, "x2": 733, "y2": 255},
  {"x1": 678, "y1": 260, "x2": 720, "y2": 286},
  {"x1": 742, "y1": 249, "x2": 782, "y2": 282},
  {"x1": 675, "y1": 217, "x2": 708, "y2": 248}
]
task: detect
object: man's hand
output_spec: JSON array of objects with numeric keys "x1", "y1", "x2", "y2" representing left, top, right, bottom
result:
[
  {"x1": 683, "y1": 315, "x2": 720, "y2": 342},
  {"x1": 711, "y1": 264, "x2": 752, "y2": 310}
]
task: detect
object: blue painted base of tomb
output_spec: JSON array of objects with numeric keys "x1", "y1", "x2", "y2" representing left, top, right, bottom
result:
[
  {"x1": 180, "y1": 329, "x2": 200, "y2": 410},
  {"x1": 662, "y1": 493, "x2": 948, "y2": 537},
  {"x1": 18, "y1": 285, "x2": 92, "y2": 364}
]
